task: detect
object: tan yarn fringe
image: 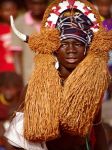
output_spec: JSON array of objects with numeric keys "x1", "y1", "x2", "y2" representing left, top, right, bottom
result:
[
  {"x1": 59, "y1": 28, "x2": 112, "y2": 136},
  {"x1": 91, "y1": 28, "x2": 112, "y2": 53},
  {"x1": 24, "y1": 54, "x2": 62, "y2": 141},
  {"x1": 28, "y1": 28, "x2": 60, "y2": 54},
  {"x1": 60, "y1": 52, "x2": 109, "y2": 136}
]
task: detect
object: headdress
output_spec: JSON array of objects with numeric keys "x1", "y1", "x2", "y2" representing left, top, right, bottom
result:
[
  {"x1": 11, "y1": 0, "x2": 112, "y2": 141},
  {"x1": 57, "y1": 10, "x2": 94, "y2": 45}
]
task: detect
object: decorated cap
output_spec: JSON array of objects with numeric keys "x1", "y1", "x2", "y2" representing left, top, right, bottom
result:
[
  {"x1": 10, "y1": 0, "x2": 112, "y2": 142},
  {"x1": 56, "y1": 10, "x2": 94, "y2": 45}
]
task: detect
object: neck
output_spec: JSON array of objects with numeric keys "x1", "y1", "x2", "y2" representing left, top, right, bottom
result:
[{"x1": 58, "y1": 65, "x2": 74, "y2": 80}]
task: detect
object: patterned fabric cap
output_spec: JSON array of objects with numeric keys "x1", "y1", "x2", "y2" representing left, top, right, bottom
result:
[{"x1": 56, "y1": 10, "x2": 94, "y2": 45}]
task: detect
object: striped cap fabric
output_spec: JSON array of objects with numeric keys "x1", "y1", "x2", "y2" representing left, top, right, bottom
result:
[{"x1": 56, "y1": 10, "x2": 94, "y2": 45}]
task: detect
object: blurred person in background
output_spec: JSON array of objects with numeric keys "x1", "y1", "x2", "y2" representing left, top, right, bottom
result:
[
  {"x1": 102, "y1": 18, "x2": 112, "y2": 149},
  {"x1": 0, "y1": 0, "x2": 18, "y2": 23},
  {"x1": 98, "y1": 4, "x2": 112, "y2": 149},
  {"x1": 102, "y1": 4, "x2": 112, "y2": 100},
  {"x1": 0, "y1": 0, "x2": 19, "y2": 73},
  {"x1": 94, "y1": 0, "x2": 112, "y2": 21},
  {"x1": 94, "y1": 0, "x2": 112, "y2": 100},
  {"x1": 11, "y1": 0, "x2": 48, "y2": 84},
  {"x1": 0, "y1": 72, "x2": 23, "y2": 150},
  {"x1": 0, "y1": 2, "x2": 23, "y2": 149},
  {"x1": 102, "y1": 100, "x2": 112, "y2": 150}
]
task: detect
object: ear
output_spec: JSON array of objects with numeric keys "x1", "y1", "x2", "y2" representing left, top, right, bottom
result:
[
  {"x1": 54, "y1": 48, "x2": 60, "y2": 56},
  {"x1": 85, "y1": 45, "x2": 90, "y2": 54},
  {"x1": 53, "y1": 51, "x2": 57, "y2": 56}
]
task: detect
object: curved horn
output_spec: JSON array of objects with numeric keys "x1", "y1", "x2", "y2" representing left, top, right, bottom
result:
[{"x1": 10, "y1": 16, "x2": 29, "y2": 42}]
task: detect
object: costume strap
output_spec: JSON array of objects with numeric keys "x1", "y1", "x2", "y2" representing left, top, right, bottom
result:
[{"x1": 93, "y1": 120, "x2": 102, "y2": 126}]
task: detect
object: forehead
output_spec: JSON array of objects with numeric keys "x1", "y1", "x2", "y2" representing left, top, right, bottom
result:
[{"x1": 62, "y1": 38, "x2": 84, "y2": 44}]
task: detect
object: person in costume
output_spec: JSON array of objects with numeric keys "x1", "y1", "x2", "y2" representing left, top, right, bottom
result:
[
  {"x1": 11, "y1": 0, "x2": 49, "y2": 84},
  {"x1": 103, "y1": 18, "x2": 112, "y2": 100},
  {"x1": 5, "y1": 0, "x2": 112, "y2": 149},
  {"x1": 0, "y1": 72, "x2": 23, "y2": 150},
  {"x1": 94, "y1": 0, "x2": 112, "y2": 21}
]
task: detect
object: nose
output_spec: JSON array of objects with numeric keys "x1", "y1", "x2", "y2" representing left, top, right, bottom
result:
[{"x1": 66, "y1": 42, "x2": 77, "y2": 53}]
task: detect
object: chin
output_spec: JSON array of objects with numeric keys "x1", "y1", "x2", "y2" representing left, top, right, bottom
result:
[{"x1": 66, "y1": 64, "x2": 77, "y2": 71}]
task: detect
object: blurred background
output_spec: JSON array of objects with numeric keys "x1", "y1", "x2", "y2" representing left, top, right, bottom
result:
[{"x1": 0, "y1": 0, "x2": 112, "y2": 149}]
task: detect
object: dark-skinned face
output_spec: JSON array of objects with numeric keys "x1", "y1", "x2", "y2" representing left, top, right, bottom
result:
[
  {"x1": 56, "y1": 38, "x2": 87, "y2": 70},
  {"x1": 28, "y1": 0, "x2": 47, "y2": 20},
  {"x1": 95, "y1": 0, "x2": 112, "y2": 19},
  {"x1": 0, "y1": 1, "x2": 18, "y2": 23},
  {"x1": 0, "y1": 86, "x2": 19, "y2": 102}
]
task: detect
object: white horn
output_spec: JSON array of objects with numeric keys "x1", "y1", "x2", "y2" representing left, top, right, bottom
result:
[{"x1": 10, "y1": 16, "x2": 28, "y2": 42}]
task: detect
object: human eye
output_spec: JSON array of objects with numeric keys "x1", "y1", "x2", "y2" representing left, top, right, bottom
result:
[
  {"x1": 75, "y1": 43, "x2": 83, "y2": 47},
  {"x1": 61, "y1": 43, "x2": 67, "y2": 47}
]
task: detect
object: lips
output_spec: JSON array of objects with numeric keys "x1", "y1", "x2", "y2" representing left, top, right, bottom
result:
[{"x1": 65, "y1": 58, "x2": 78, "y2": 63}]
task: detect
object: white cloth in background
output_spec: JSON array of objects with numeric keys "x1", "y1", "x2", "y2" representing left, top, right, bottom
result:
[
  {"x1": 102, "y1": 101, "x2": 112, "y2": 127},
  {"x1": 4, "y1": 112, "x2": 47, "y2": 150},
  {"x1": 108, "y1": 51, "x2": 112, "y2": 66}
]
